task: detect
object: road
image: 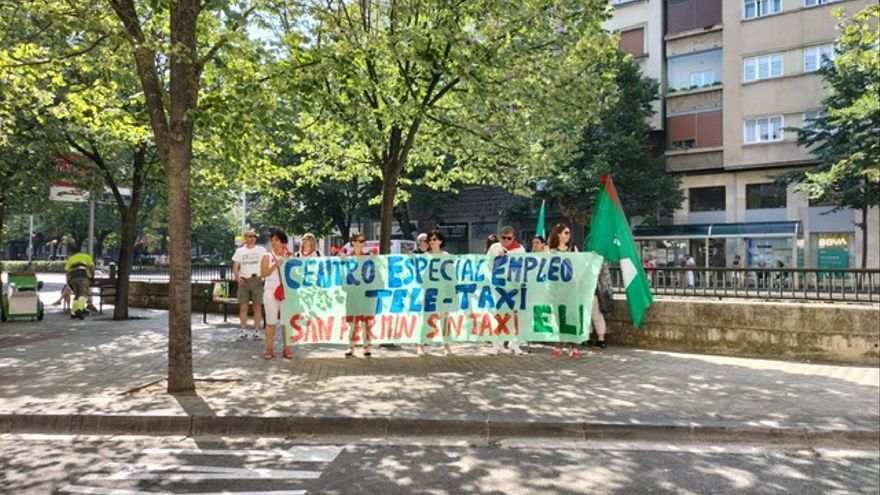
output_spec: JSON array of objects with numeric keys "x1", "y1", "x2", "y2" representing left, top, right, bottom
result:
[{"x1": 1, "y1": 434, "x2": 877, "y2": 494}]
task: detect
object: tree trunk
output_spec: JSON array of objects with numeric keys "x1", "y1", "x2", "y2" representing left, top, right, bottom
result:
[
  {"x1": 394, "y1": 203, "x2": 415, "y2": 239},
  {"x1": 164, "y1": 0, "x2": 199, "y2": 394},
  {"x1": 113, "y1": 206, "x2": 139, "y2": 320},
  {"x1": 379, "y1": 166, "x2": 400, "y2": 254}
]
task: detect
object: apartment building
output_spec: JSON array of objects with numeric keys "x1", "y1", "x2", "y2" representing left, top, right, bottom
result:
[
  {"x1": 633, "y1": 0, "x2": 878, "y2": 269},
  {"x1": 605, "y1": 0, "x2": 667, "y2": 131}
]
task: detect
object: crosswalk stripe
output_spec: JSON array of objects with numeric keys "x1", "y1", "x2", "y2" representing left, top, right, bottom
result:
[
  {"x1": 61, "y1": 486, "x2": 306, "y2": 495},
  {"x1": 82, "y1": 464, "x2": 322, "y2": 481},
  {"x1": 140, "y1": 446, "x2": 342, "y2": 462}
]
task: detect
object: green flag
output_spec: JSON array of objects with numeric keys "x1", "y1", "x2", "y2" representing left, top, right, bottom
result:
[
  {"x1": 587, "y1": 175, "x2": 653, "y2": 327},
  {"x1": 535, "y1": 200, "x2": 546, "y2": 239}
]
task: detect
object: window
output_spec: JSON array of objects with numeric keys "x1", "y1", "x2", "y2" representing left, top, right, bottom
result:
[
  {"x1": 744, "y1": 116, "x2": 784, "y2": 144},
  {"x1": 743, "y1": 0, "x2": 781, "y2": 19},
  {"x1": 804, "y1": 0, "x2": 837, "y2": 7},
  {"x1": 619, "y1": 28, "x2": 645, "y2": 57},
  {"x1": 668, "y1": 110, "x2": 723, "y2": 149},
  {"x1": 804, "y1": 45, "x2": 834, "y2": 72},
  {"x1": 746, "y1": 183, "x2": 787, "y2": 209},
  {"x1": 803, "y1": 110, "x2": 825, "y2": 131},
  {"x1": 667, "y1": 0, "x2": 723, "y2": 35},
  {"x1": 667, "y1": 49, "x2": 723, "y2": 91},
  {"x1": 743, "y1": 54, "x2": 783, "y2": 82},
  {"x1": 690, "y1": 71, "x2": 716, "y2": 87},
  {"x1": 689, "y1": 186, "x2": 726, "y2": 212}
]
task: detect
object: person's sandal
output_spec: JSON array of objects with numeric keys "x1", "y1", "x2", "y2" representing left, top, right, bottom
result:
[
  {"x1": 264, "y1": 350, "x2": 274, "y2": 360},
  {"x1": 364, "y1": 349, "x2": 372, "y2": 358},
  {"x1": 282, "y1": 348, "x2": 294, "y2": 359},
  {"x1": 344, "y1": 350, "x2": 354, "y2": 358}
]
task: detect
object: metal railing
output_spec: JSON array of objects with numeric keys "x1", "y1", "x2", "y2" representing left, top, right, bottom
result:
[
  {"x1": 128, "y1": 264, "x2": 231, "y2": 282},
  {"x1": 609, "y1": 266, "x2": 880, "y2": 303},
  {"x1": 126, "y1": 263, "x2": 879, "y2": 303}
]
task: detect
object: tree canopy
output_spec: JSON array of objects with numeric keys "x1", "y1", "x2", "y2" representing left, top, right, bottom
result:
[
  {"x1": 277, "y1": 0, "x2": 620, "y2": 252},
  {"x1": 781, "y1": 5, "x2": 879, "y2": 267}
]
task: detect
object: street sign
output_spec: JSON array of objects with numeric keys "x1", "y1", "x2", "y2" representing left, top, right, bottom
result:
[
  {"x1": 437, "y1": 223, "x2": 469, "y2": 240},
  {"x1": 49, "y1": 185, "x2": 132, "y2": 204},
  {"x1": 49, "y1": 185, "x2": 88, "y2": 203}
]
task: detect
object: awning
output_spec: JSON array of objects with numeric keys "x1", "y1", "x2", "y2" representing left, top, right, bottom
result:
[{"x1": 633, "y1": 221, "x2": 801, "y2": 240}]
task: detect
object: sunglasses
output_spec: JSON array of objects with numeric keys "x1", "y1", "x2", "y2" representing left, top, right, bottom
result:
[
  {"x1": 429, "y1": 237, "x2": 440, "y2": 241},
  {"x1": 501, "y1": 235, "x2": 513, "y2": 240},
  {"x1": 353, "y1": 239, "x2": 364, "y2": 243},
  {"x1": 562, "y1": 230, "x2": 570, "y2": 235},
  {"x1": 246, "y1": 235, "x2": 256, "y2": 238}
]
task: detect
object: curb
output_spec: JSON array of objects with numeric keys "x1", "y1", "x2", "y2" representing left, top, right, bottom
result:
[{"x1": 1, "y1": 414, "x2": 877, "y2": 449}]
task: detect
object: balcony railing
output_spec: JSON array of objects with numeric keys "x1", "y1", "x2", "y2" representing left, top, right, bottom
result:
[{"x1": 610, "y1": 267, "x2": 880, "y2": 303}]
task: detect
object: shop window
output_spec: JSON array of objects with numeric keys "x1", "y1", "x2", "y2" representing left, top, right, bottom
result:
[
  {"x1": 689, "y1": 186, "x2": 726, "y2": 212},
  {"x1": 746, "y1": 183, "x2": 787, "y2": 209}
]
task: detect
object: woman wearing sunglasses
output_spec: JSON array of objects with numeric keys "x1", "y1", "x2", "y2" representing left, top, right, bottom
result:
[
  {"x1": 417, "y1": 230, "x2": 454, "y2": 357},
  {"x1": 345, "y1": 233, "x2": 372, "y2": 357},
  {"x1": 548, "y1": 223, "x2": 581, "y2": 358}
]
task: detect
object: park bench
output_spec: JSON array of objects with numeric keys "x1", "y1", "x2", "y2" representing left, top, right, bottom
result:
[
  {"x1": 203, "y1": 279, "x2": 265, "y2": 325},
  {"x1": 90, "y1": 278, "x2": 117, "y2": 315}
]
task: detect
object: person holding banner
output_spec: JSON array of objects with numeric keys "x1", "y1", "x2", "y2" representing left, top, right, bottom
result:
[
  {"x1": 531, "y1": 235, "x2": 547, "y2": 253},
  {"x1": 345, "y1": 233, "x2": 373, "y2": 358},
  {"x1": 486, "y1": 226, "x2": 527, "y2": 355},
  {"x1": 297, "y1": 233, "x2": 322, "y2": 258},
  {"x1": 260, "y1": 228, "x2": 293, "y2": 360},
  {"x1": 548, "y1": 223, "x2": 581, "y2": 358},
  {"x1": 416, "y1": 230, "x2": 455, "y2": 357}
]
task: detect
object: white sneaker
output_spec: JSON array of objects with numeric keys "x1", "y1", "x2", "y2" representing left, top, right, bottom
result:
[
  {"x1": 510, "y1": 342, "x2": 526, "y2": 355},
  {"x1": 251, "y1": 331, "x2": 263, "y2": 341},
  {"x1": 236, "y1": 332, "x2": 248, "y2": 342},
  {"x1": 489, "y1": 342, "x2": 502, "y2": 355}
]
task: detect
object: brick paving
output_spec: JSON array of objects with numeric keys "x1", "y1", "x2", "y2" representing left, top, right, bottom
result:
[{"x1": 0, "y1": 301, "x2": 878, "y2": 433}]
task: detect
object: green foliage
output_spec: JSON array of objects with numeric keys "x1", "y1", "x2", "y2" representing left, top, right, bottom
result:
[
  {"x1": 780, "y1": 5, "x2": 879, "y2": 266},
  {"x1": 0, "y1": 260, "x2": 68, "y2": 273},
  {"x1": 545, "y1": 54, "x2": 683, "y2": 226},
  {"x1": 276, "y1": 0, "x2": 619, "y2": 250}
]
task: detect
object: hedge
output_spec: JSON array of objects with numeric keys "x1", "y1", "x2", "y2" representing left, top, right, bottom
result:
[{"x1": 0, "y1": 260, "x2": 68, "y2": 273}]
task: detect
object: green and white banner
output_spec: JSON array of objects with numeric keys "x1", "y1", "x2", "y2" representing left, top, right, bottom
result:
[{"x1": 281, "y1": 252, "x2": 604, "y2": 346}]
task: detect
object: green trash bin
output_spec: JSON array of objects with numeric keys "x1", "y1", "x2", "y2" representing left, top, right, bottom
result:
[{"x1": 1, "y1": 271, "x2": 44, "y2": 322}]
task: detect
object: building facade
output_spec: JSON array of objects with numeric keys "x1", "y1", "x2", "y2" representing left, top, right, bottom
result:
[
  {"x1": 637, "y1": 0, "x2": 877, "y2": 269},
  {"x1": 399, "y1": 0, "x2": 880, "y2": 268}
]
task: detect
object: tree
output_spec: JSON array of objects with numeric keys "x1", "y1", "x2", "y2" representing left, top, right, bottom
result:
[
  {"x1": 280, "y1": 0, "x2": 619, "y2": 253},
  {"x1": 779, "y1": 5, "x2": 879, "y2": 268},
  {"x1": 544, "y1": 54, "x2": 683, "y2": 230}
]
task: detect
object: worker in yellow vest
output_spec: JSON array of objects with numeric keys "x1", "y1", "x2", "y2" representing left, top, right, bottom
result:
[{"x1": 65, "y1": 250, "x2": 95, "y2": 319}]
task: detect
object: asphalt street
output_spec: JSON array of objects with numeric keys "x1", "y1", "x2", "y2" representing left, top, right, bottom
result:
[{"x1": 1, "y1": 434, "x2": 877, "y2": 494}]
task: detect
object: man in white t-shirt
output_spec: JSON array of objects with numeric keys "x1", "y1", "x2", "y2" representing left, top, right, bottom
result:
[
  {"x1": 486, "y1": 225, "x2": 527, "y2": 355},
  {"x1": 232, "y1": 229, "x2": 267, "y2": 341}
]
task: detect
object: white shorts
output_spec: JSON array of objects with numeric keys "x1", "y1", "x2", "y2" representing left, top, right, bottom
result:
[{"x1": 263, "y1": 290, "x2": 283, "y2": 326}]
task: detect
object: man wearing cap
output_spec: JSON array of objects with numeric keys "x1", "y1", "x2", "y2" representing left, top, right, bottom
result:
[{"x1": 232, "y1": 229, "x2": 267, "y2": 341}]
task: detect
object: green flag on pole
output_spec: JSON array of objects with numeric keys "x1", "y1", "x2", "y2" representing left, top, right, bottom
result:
[
  {"x1": 535, "y1": 200, "x2": 546, "y2": 239},
  {"x1": 587, "y1": 175, "x2": 653, "y2": 327}
]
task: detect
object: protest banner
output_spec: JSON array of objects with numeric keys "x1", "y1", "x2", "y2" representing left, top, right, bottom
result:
[{"x1": 281, "y1": 252, "x2": 604, "y2": 346}]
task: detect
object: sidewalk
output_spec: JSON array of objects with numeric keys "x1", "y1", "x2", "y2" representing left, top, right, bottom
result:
[{"x1": 1, "y1": 295, "x2": 878, "y2": 443}]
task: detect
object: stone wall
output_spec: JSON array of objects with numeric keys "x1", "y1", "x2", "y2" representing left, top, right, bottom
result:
[
  {"x1": 605, "y1": 298, "x2": 880, "y2": 365},
  {"x1": 119, "y1": 281, "x2": 880, "y2": 364}
]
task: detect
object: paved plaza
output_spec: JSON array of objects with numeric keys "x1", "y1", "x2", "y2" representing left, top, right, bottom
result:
[{"x1": 1, "y1": 279, "x2": 877, "y2": 440}]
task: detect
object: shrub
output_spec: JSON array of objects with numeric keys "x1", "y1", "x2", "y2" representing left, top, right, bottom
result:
[{"x1": 1, "y1": 260, "x2": 68, "y2": 273}]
